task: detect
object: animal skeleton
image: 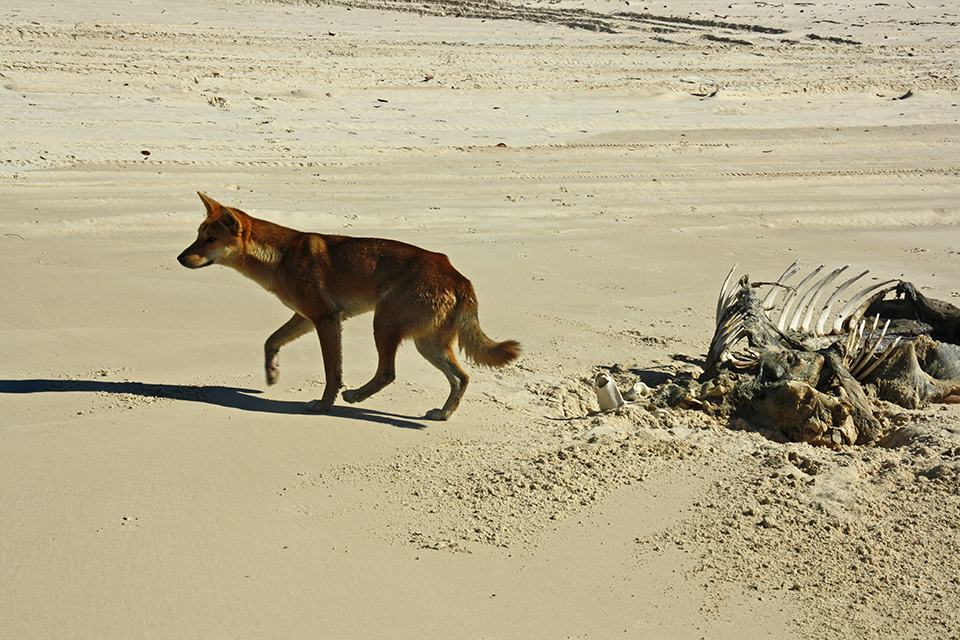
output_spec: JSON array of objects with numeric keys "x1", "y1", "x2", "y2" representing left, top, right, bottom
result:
[
  {"x1": 708, "y1": 262, "x2": 902, "y2": 377},
  {"x1": 651, "y1": 263, "x2": 960, "y2": 446}
]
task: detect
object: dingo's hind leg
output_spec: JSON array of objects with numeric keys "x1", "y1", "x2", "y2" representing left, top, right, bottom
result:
[
  {"x1": 341, "y1": 334, "x2": 401, "y2": 405},
  {"x1": 264, "y1": 313, "x2": 313, "y2": 385},
  {"x1": 342, "y1": 311, "x2": 403, "y2": 405},
  {"x1": 415, "y1": 333, "x2": 469, "y2": 421}
]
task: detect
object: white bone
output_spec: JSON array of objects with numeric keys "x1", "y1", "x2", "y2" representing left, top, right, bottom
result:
[
  {"x1": 855, "y1": 336, "x2": 902, "y2": 381},
  {"x1": 844, "y1": 318, "x2": 865, "y2": 356},
  {"x1": 716, "y1": 308, "x2": 746, "y2": 334},
  {"x1": 849, "y1": 315, "x2": 883, "y2": 375},
  {"x1": 710, "y1": 326, "x2": 747, "y2": 362},
  {"x1": 798, "y1": 265, "x2": 849, "y2": 333},
  {"x1": 847, "y1": 317, "x2": 874, "y2": 360},
  {"x1": 722, "y1": 353, "x2": 759, "y2": 369},
  {"x1": 762, "y1": 260, "x2": 801, "y2": 309},
  {"x1": 716, "y1": 263, "x2": 738, "y2": 326},
  {"x1": 595, "y1": 373, "x2": 625, "y2": 411},
  {"x1": 832, "y1": 279, "x2": 898, "y2": 334},
  {"x1": 815, "y1": 269, "x2": 870, "y2": 336},
  {"x1": 778, "y1": 265, "x2": 825, "y2": 332},
  {"x1": 713, "y1": 318, "x2": 748, "y2": 353},
  {"x1": 845, "y1": 283, "x2": 900, "y2": 332},
  {"x1": 852, "y1": 326, "x2": 888, "y2": 377},
  {"x1": 788, "y1": 265, "x2": 848, "y2": 332}
]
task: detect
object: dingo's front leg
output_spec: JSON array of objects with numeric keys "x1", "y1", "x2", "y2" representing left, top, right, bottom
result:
[
  {"x1": 306, "y1": 315, "x2": 343, "y2": 413},
  {"x1": 264, "y1": 313, "x2": 314, "y2": 386}
]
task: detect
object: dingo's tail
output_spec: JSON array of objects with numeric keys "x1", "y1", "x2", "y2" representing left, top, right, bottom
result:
[{"x1": 457, "y1": 298, "x2": 520, "y2": 367}]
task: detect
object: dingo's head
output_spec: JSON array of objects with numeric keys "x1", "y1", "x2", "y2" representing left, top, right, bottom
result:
[{"x1": 177, "y1": 193, "x2": 244, "y2": 268}]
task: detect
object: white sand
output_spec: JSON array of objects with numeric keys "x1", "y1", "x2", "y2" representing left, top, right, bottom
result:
[{"x1": 2, "y1": 0, "x2": 959, "y2": 637}]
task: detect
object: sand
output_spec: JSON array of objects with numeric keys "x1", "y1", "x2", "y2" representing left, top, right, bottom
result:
[{"x1": 1, "y1": 0, "x2": 959, "y2": 637}]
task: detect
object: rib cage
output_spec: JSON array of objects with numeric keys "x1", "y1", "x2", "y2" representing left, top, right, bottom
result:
[{"x1": 710, "y1": 262, "x2": 901, "y2": 380}]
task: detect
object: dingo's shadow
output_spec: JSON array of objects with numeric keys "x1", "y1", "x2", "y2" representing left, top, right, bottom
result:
[{"x1": 0, "y1": 379, "x2": 427, "y2": 430}]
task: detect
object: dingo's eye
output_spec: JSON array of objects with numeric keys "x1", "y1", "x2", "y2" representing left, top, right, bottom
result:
[{"x1": 204, "y1": 236, "x2": 216, "y2": 244}]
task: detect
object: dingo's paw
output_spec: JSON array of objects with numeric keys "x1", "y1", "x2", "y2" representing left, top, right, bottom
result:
[
  {"x1": 342, "y1": 389, "x2": 361, "y2": 404},
  {"x1": 305, "y1": 398, "x2": 334, "y2": 413},
  {"x1": 265, "y1": 357, "x2": 280, "y2": 386},
  {"x1": 425, "y1": 408, "x2": 451, "y2": 421}
]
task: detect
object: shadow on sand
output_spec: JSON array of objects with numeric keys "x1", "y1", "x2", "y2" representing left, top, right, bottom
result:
[{"x1": 0, "y1": 378, "x2": 427, "y2": 430}]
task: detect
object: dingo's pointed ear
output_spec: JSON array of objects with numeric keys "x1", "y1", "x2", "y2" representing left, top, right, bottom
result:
[
  {"x1": 220, "y1": 209, "x2": 241, "y2": 235},
  {"x1": 197, "y1": 192, "x2": 221, "y2": 218}
]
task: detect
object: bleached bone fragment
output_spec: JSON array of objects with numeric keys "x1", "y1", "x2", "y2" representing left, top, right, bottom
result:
[
  {"x1": 848, "y1": 316, "x2": 903, "y2": 380},
  {"x1": 761, "y1": 260, "x2": 801, "y2": 310},
  {"x1": 778, "y1": 265, "x2": 826, "y2": 332},
  {"x1": 849, "y1": 315, "x2": 884, "y2": 376},
  {"x1": 787, "y1": 266, "x2": 843, "y2": 332},
  {"x1": 595, "y1": 373, "x2": 625, "y2": 411},
  {"x1": 716, "y1": 263, "x2": 738, "y2": 325},
  {"x1": 832, "y1": 280, "x2": 899, "y2": 334},
  {"x1": 708, "y1": 324, "x2": 748, "y2": 366},
  {"x1": 815, "y1": 269, "x2": 870, "y2": 337},
  {"x1": 715, "y1": 311, "x2": 747, "y2": 345},
  {"x1": 721, "y1": 351, "x2": 760, "y2": 369},
  {"x1": 797, "y1": 265, "x2": 849, "y2": 333},
  {"x1": 844, "y1": 317, "x2": 866, "y2": 356},
  {"x1": 855, "y1": 336, "x2": 902, "y2": 380},
  {"x1": 845, "y1": 283, "x2": 901, "y2": 331},
  {"x1": 625, "y1": 382, "x2": 651, "y2": 401}
]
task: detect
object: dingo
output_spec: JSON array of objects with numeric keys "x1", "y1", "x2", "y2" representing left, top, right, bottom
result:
[{"x1": 177, "y1": 193, "x2": 520, "y2": 420}]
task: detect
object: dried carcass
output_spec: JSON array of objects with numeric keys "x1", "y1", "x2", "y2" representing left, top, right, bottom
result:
[{"x1": 651, "y1": 263, "x2": 960, "y2": 446}]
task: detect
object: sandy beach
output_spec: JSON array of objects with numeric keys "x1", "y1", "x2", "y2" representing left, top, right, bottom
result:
[{"x1": 2, "y1": 0, "x2": 959, "y2": 637}]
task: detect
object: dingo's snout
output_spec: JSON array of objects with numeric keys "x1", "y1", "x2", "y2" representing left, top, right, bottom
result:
[{"x1": 177, "y1": 247, "x2": 212, "y2": 269}]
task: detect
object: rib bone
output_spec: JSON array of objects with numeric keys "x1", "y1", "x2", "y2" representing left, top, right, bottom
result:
[
  {"x1": 716, "y1": 263, "x2": 738, "y2": 326},
  {"x1": 815, "y1": 269, "x2": 870, "y2": 336},
  {"x1": 849, "y1": 315, "x2": 884, "y2": 376},
  {"x1": 832, "y1": 280, "x2": 899, "y2": 335},
  {"x1": 792, "y1": 265, "x2": 850, "y2": 333},
  {"x1": 778, "y1": 265, "x2": 826, "y2": 332},
  {"x1": 855, "y1": 336, "x2": 902, "y2": 380},
  {"x1": 761, "y1": 260, "x2": 801, "y2": 310}
]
